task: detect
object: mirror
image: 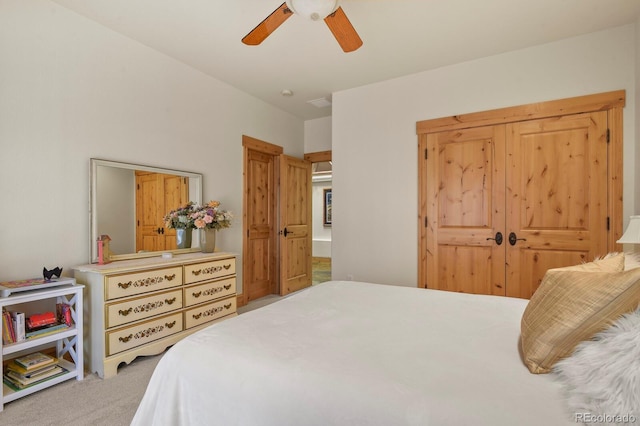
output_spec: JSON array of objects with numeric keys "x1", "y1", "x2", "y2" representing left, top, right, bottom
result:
[{"x1": 90, "y1": 159, "x2": 203, "y2": 263}]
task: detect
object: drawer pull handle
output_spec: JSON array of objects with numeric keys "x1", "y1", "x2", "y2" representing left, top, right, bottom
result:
[
  {"x1": 119, "y1": 307, "x2": 133, "y2": 316},
  {"x1": 192, "y1": 291, "x2": 202, "y2": 298},
  {"x1": 118, "y1": 281, "x2": 133, "y2": 289},
  {"x1": 193, "y1": 313, "x2": 202, "y2": 320},
  {"x1": 166, "y1": 320, "x2": 177, "y2": 329},
  {"x1": 119, "y1": 334, "x2": 133, "y2": 343},
  {"x1": 223, "y1": 284, "x2": 231, "y2": 290},
  {"x1": 224, "y1": 264, "x2": 231, "y2": 270},
  {"x1": 165, "y1": 274, "x2": 176, "y2": 281},
  {"x1": 165, "y1": 297, "x2": 177, "y2": 305},
  {"x1": 224, "y1": 303, "x2": 232, "y2": 309},
  {"x1": 192, "y1": 269, "x2": 202, "y2": 276}
]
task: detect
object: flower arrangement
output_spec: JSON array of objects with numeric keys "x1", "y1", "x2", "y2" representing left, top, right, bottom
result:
[
  {"x1": 163, "y1": 202, "x2": 196, "y2": 229},
  {"x1": 191, "y1": 200, "x2": 233, "y2": 230}
]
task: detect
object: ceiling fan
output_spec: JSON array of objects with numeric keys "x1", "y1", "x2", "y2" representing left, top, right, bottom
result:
[{"x1": 242, "y1": 0, "x2": 363, "y2": 53}]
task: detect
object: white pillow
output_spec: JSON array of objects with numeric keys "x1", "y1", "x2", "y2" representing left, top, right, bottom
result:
[{"x1": 554, "y1": 307, "x2": 640, "y2": 423}]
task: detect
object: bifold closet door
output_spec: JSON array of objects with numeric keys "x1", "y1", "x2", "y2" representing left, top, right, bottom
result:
[
  {"x1": 422, "y1": 111, "x2": 610, "y2": 298},
  {"x1": 424, "y1": 125, "x2": 507, "y2": 296},
  {"x1": 504, "y1": 111, "x2": 609, "y2": 298}
]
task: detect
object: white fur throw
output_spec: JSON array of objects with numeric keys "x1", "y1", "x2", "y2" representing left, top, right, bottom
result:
[{"x1": 554, "y1": 308, "x2": 640, "y2": 425}]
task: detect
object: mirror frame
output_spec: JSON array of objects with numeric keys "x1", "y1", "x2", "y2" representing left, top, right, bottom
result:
[{"x1": 90, "y1": 158, "x2": 203, "y2": 263}]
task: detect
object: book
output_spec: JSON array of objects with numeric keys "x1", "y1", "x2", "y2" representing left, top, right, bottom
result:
[
  {"x1": 11, "y1": 311, "x2": 25, "y2": 342},
  {"x1": 26, "y1": 323, "x2": 69, "y2": 339},
  {"x1": 5, "y1": 360, "x2": 58, "y2": 377},
  {"x1": 2, "y1": 310, "x2": 15, "y2": 344},
  {"x1": 26, "y1": 311, "x2": 57, "y2": 330},
  {"x1": 56, "y1": 303, "x2": 72, "y2": 327},
  {"x1": 0, "y1": 277, "x2": 76, "y2": 298},
  {"x1": 6, "y1": 365, "x2": 64, "y2": 386},
  {"x1": 3, "y1": 366, "x2": 67, "y2": 390},
  {"x1": 14, "y1": 352, "x2": 57, "y2": 371}
]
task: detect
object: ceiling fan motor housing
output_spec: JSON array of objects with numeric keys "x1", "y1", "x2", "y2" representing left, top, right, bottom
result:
[{"x1": 286, "y1": 0, "x2": 340, "y2": 21}]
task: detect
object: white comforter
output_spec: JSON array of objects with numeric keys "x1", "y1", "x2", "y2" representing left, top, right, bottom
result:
[{"x1": 132, "y1": 281, "x2": 573, "y2": 426}]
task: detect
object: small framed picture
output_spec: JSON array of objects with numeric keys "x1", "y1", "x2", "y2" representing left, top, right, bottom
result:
[{"x1": 323, "y1": 188, "x2": 332, "y2": 227}]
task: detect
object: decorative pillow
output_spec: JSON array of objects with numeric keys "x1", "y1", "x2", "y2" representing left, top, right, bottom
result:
[
  {"x1": 554, "y1": 307, "x2": 640, "y2": 421},
  {"x1": 551, "y1": 252, "x2": 625, "y2": 272},
  {"x1": 520, "y1": 266, "x2": 640, "y2": 374}
]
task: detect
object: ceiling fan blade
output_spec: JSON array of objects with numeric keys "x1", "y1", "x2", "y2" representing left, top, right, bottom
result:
[
  {"x1": 324, "y1": 7, "x2": 363, "y2": 53},
  {"x1": 242, "y1": 2, "x2": 293, "y2": 46}
]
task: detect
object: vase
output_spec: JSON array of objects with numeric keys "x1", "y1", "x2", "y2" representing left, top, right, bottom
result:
[
  {"x1": 176, "y1": 228, "x2": 192, "y2": 249},
  {"x1": 200, "y1": 229, "x2": 216, "y2": 253}
]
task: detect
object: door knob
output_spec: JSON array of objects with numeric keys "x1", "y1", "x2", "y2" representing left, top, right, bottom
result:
[
  {"x1": 486, "y1": 232, "x2": 503, "y2": 245},
  {"x1": 508, "y1": 232, "x2": 526, "y2": 246}
]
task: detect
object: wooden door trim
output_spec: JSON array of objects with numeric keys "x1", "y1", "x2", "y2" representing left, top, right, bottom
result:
[
  {"x1": 416, "y1": 90, "x2": 625, "y2": 134},
  {"x1": 609, "y1": 106, "x2": 624, "y2": 249},
  {"x1": 243, "y1": 135, "x2": 283, "y2": 155},
  {"x1": 304, "y1": 150, "x2": 332, "y2": 162},
  {"x1": 417, "y1": 91, "x2": 626, "y2": 289},
  {"x1": 241, "y1": 135, "x2": 282, "y2": 307}
]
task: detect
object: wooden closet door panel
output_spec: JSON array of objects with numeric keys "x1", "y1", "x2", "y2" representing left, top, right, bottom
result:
[
  {"x1": 425, "y1": 125, "x2": 506, "y2": 295},
  {"x1": 505, "y1": 111, "x2": 609, "y2": 298}
]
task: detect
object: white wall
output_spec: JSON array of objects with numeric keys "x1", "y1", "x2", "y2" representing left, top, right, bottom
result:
[
  {"x1": 0, "y1": 0, "x2": 304, "y2": 290},
  {"x1": 636, "y1": 16, "x2": 640, "y2": 216},
  {"x1": 304, "y1": 117, "x2": 332, "y2": 153},
  {"x1": 95, "y1": 166, "x2": 135, "y2": 254},
  {"x1": 312, "y1": 180, "x2": 332, "y2": 258},
  {"x1": 332, "y1": 25, "x2": 637, "y2": 287}
]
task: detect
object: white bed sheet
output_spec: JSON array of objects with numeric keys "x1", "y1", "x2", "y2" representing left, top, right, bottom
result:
[{"x1": 132, "y1": 281, "x2": 573, "y2": 426}]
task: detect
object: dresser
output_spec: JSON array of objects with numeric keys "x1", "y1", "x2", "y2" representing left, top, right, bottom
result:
[{"x1": 74, "y1": 252, "x2": 237, "y2": 378}]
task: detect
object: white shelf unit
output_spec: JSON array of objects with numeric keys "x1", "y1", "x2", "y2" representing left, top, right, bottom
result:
[{"x1": 0, "y1": 283, "x2": 84, "y2": 412}]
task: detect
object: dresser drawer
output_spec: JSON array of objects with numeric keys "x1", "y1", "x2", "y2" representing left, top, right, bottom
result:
[
  {"x1": 107, "y1": 312, "x2": 183, "y2": 356},
  {"x1": 184, "y1": 277, "x2": 236, "y2": 307},
  {"x1": 106, "y1": 266, "x2": 183, "y2": 300},
  {"x1": 184, "y1": 296, "x2": 236, "y2": 329},
  {"x1": 184, "y1": 258, "x2": 235, "y2": 285},
  {"x1": 105, "y1": 289, "x2": 183, "y2": 328}
]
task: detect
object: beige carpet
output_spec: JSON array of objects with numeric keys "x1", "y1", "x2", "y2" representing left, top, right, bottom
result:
[
  {"x1": 0, "y1": 353, "x2": 162, "y2": 426},
  {"x1": 0, "y1": 285, "x2": 320, "y2": 425},
  {"x1": 1, "y1": 297, "x2": 274, "y2": 426}
]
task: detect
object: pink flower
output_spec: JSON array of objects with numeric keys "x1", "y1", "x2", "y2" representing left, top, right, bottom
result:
[{"x1": 203, "y1": 214, "x2": 214, "y2": 224}]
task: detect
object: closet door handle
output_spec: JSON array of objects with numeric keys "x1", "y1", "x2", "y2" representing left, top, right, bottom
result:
[
  {"x1": 508, "y1": 232, "x2": 527, "y2": 246},
  {"x1": 486, "y1": 232, "x2": 503, "y2": 246}
]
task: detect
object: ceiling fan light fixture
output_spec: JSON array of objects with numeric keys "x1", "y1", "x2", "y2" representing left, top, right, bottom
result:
[{"x1": 286, "y1": 0, "x2": 340, "y2": 21}]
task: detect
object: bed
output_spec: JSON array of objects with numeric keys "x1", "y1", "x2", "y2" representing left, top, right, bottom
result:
[{"x1": 131, "y1": 280, "x2": 575, "y2": 425}]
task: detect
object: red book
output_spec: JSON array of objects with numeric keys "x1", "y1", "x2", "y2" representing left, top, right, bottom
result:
[{"x1": 26, "y1": 312, "x2": 57, "y2": 330}]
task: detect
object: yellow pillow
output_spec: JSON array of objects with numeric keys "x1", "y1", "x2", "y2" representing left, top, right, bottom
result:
[
  {"x1": 520, "y1": 265, "x2": 640, "y2": 374},
  {"x1": 549, "y1": 252, "x2": 625, "y2": 272}
]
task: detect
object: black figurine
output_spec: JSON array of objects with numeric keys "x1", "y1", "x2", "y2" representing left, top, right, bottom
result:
[{"x1": 43, "y1": 266, "x2": 63, "y2": 281}]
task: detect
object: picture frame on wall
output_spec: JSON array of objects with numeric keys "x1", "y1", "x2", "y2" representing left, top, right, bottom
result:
[{"x1": 323, "y1": 188, "x2": 332, "y2": 227}]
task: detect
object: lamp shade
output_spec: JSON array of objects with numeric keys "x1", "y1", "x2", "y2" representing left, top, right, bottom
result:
[
  {"x1": 286, "y1": 0, "x2": 340, "y2": 21},
  {"x1": 617, "y1": 215, "x2": 640, "y2": 244}
]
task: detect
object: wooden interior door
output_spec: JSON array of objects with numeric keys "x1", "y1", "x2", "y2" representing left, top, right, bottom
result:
[
  {"x1": 243, "y1": 136, "x2": 281, "y2": 303},
  {"x1": 135, "y1": 172, "x2": 188, "y2": 252},
  {"x1": 505, "y1": 111, "x2": 609, "y2": 298},
  {"x1": 279, "y1": 155, "x2": 312, "y2": 296},
  {"x1": 422, "y1": 125, "x2": 507, "y2": 295}
]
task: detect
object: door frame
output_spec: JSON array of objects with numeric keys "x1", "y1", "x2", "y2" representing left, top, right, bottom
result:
[
  {"x1": 241, "y1": 135, "x2": 283, "y2": 307},
  {"x1": 416, "y1": 90, "x2": 625, "y2": 289},
  {"x1": 240, "y1": 145, "x2": 332, "y2": 307}
]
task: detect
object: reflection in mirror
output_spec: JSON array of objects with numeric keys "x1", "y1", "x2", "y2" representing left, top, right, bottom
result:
[{"x1": 90, "y1": 159, "x2": 203, "y2": 263}]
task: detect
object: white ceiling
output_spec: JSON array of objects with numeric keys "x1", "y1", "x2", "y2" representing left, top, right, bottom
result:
[{"x1": 51, "y1": 0, "x2": 640, "y2": 120}]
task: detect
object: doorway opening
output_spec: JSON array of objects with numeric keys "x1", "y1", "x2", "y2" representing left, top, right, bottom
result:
[{"x1": 306, "y1": 152, "x2": 332, "y2": 285}]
